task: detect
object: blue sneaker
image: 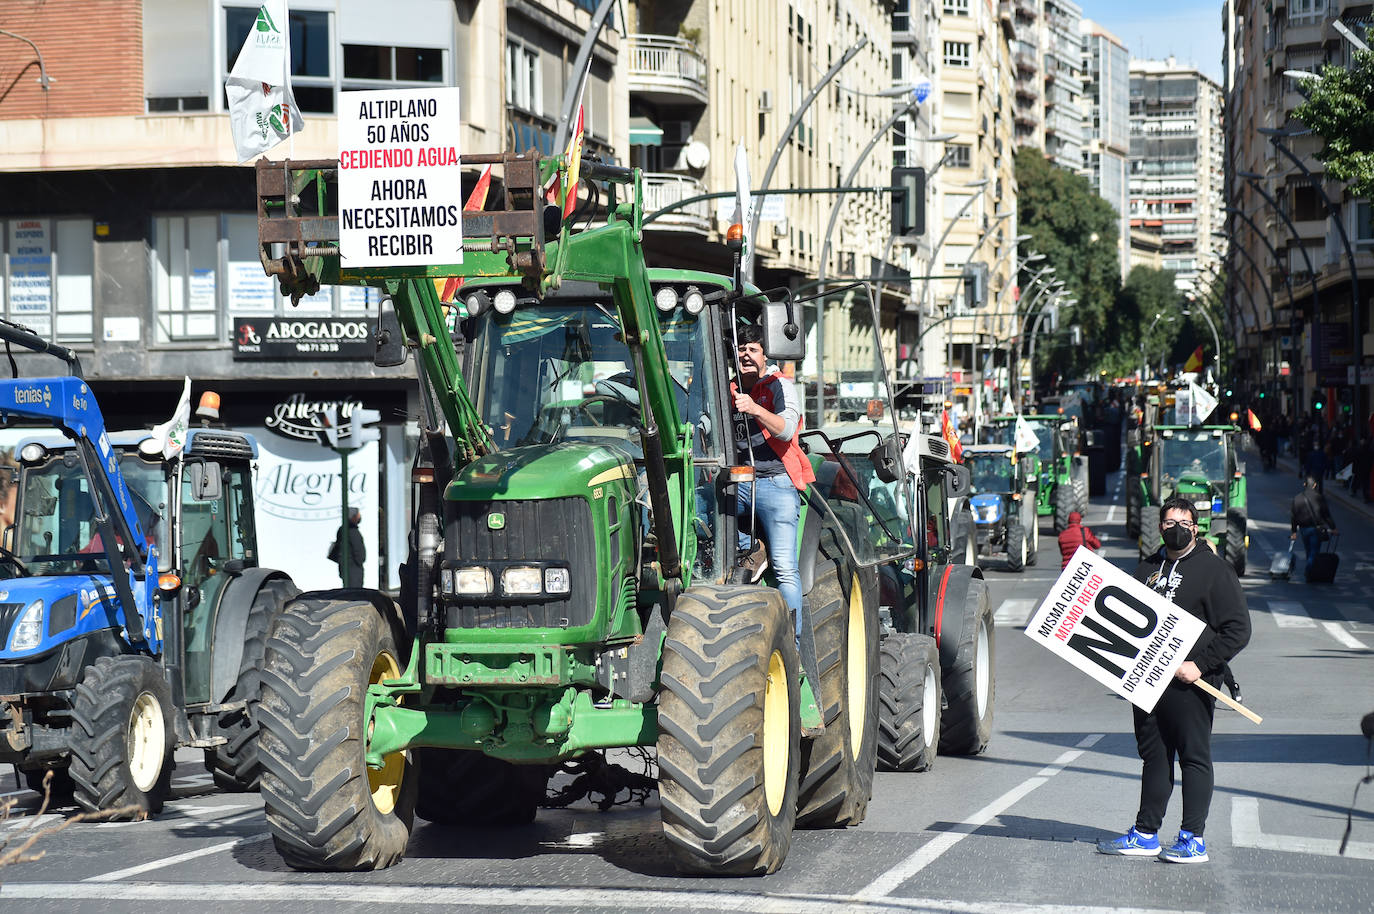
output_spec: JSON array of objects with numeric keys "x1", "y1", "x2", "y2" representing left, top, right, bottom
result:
[
  {"x1": 1096, "y1": 827, "x2": 1160, "y2": 856},
  {"x1": 1159, "y1": 830, "x2": 1209, "y2": 863}
]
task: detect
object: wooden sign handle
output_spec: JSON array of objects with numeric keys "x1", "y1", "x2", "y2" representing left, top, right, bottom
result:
[{"x1": 1194, "y1": 679, "x2": 1262, "y2": 725}]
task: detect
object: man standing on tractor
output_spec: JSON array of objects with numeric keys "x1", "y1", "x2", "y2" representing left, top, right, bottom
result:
[
  {"x1": 730, "y1": 323, "x2": 813, "y2": 639},
  {"x1": 1056, "y1": 510, "x2": 1101, "y2": 568}
]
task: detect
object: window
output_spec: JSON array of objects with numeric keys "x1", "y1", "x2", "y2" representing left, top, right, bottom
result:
[
  {"x1": 343, "y1": 45, "x2": 444, "y2": 85},
  {"x1": 1355, "y1": 201, "x2": 1374, "y2": 248},
  {"x1": 943, "y1": 91, "x2": 973, "y2": 119},
  {"x1": 225, "y1": 5, "x2": 333, "y2": 113},
  {"x1": 944, "y1": 194, "x2": 973, "y2": 221},
  {"x1": 2, "y1": 218, "x2": 94, "y2": 343},
  {"x1": 945, "y1": 144, "x2": 972, "y2": 169},
  {"x1": 1289, "y1": 0, "x2": 1326, "y2": 24},
  {"x1": 506, "y1": 42, "x2": 541, "y2": 112},
  {"x1": 943, "y1": 41, "x2": 971, "y2": 68},
  {"x1": 943, "y1": 0, "x2": 970, "y2": 15}
]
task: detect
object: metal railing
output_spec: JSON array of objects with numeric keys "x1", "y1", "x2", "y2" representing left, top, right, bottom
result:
[
  {"x1": 640, "y1": 173, "x2": 711, "y2": 234},
  {"x1": 626, "y1": 34, "x2": 708, "y2": 104}
]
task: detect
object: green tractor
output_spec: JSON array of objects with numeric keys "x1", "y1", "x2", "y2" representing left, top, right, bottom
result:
[
  {"x1": 1134, "y1": 423, "x2": 1248, "y2": 573},
  {"x1": 985, "y1": 414, "x2": 1085, "y2": 532},
  {"x1": 251, "y1": 150, "x2": 991, "y2": 876}
]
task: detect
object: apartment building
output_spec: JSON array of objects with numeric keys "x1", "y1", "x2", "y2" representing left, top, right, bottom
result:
[
  {"x1": 1079, "y1": 19, "x2": 1131, "y2": 282},
  {"x1": 1128, "y1": 58, "x2": 1224, "y2": 293},
  {"x1": 935, "y1": 0, "x2": 1018, "y2": 415},
  {"x1": 1223, "y1": 0, "x2": 1373, "y2": 415},
  {"x1": 0, "y1": 0, "x2": 627, "y2": 591}
]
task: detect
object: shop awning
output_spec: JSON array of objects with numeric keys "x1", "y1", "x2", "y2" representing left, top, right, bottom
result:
[{"x1": 629, "y1": 116, "x2": 663, "y2": 146}]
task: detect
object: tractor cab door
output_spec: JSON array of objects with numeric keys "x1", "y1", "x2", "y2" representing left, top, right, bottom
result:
[{"x1": 179, "y1": 459, "x2": 257, "y2": 704}]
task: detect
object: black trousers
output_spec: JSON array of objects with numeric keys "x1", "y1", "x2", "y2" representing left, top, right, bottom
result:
[{"x1": 1131, "y1": 681, "x2": 1216, "y2": 836}]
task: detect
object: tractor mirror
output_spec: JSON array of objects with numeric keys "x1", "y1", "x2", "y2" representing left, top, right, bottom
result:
[
  {"x1": 869, "y1": 436, "x2": 902, "y2": 484},
  {"x1": 187, "y1": 461, "x2": 223, "y2": 502},
  {"x1": 374, "y1": 298, "x2": 408, "y2": 367},
  {"x1": 946, "y1": 464, "x2": 972, "y2": 497},
  {"x1": 760, "y1": 299, "x2": 804, "y2": 361}
]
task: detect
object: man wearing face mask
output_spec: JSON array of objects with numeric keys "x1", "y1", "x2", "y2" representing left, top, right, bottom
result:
[{"x1": 1097, "y1": 495, "x2": 1251, "y2": 864}]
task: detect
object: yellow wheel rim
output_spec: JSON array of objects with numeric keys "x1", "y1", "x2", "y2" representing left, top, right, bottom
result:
[
  {"x1": 126, "y1": 691, "x2": 166, "y2": 793},
  {"x1": 367, "y1": 650, "x2": 404, "y2": 815},
  {"x1": 847, "y1": 576, "x2": 868, "y2": 758},
  {"x1": 762, "y1": 649, "x2": 790, "y2": 817}
]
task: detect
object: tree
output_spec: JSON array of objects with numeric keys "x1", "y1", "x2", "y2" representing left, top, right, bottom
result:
[
  {"x1": 1013, "y1": 148, "x2": 1122, "y2": 380},
  {"x1": 1113, "y1": 266, "x2": 1183, "y2": 380},
  {"x1": 1292, "y1": 32, "x2": 1374, "y2": 198}
]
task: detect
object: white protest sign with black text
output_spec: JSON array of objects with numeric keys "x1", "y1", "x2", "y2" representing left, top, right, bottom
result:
[
  {"x1": 338, "y1": 87, "x2": 463, "y2": 267},
  {"x1": 1024, "y1": 547, "x2": 1206, "y2": 712}
]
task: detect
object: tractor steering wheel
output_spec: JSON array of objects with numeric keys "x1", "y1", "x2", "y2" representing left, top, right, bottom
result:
[{"x1": 0, "y1": 546, "x2": 31, "y2": 578}]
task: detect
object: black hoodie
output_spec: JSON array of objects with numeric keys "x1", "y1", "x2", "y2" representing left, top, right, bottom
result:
[{"x1": 1133, "y1": 544, "x2": 1251, "y2": 687}]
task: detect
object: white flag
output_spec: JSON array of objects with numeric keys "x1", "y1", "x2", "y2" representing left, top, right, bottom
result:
[
  {"x1": 151, "y1": 377, "x2": 192, "y2": 460},
  {"x1": 225, "y1": 1, "x2": 304, "y2": 164},
  {"x1": 1188, "y1": 381, "x2": 1218, "y2": 425},
  {"x1": 732, "y1": 139, "x2": 753, "y2": 265},
  {"x1": 1014, "y1": 414, "x2": 1040, "y2": 454}
]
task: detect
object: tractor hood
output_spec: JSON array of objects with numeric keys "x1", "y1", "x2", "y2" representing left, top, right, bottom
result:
[
  {"x1": 969, "y1": 493, "x2": 1004, "y2": 524},
  {"x1": 448, "y1": 441, "x2": 637, "y2": 502},
  {"x1": 0, "y1": 575, "x2": 120, "y2": 660}
]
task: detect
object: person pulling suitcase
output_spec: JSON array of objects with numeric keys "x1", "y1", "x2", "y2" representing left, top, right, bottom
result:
[{"x1": 1290, "y1": 476, "x2": 1338, "y2": 583}]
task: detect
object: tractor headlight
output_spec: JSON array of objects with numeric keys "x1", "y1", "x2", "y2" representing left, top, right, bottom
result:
[
  {"x1": 544, "y1": 567, "x2": 571, "y2": 595},
  {"x1": 501, "y1": 566, "x2": 542, "y2": 595},
  {"x1": 452, "y1": 566, "x2": 493, "y2": 596},
  {"x1": 8, "y1": 600, "x2": 45, "y2": 652},
  {"x1": 1193, "y1": 500, "x2": 1210, "y2": 513}
]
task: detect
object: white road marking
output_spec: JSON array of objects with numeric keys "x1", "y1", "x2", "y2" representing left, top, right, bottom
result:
[
  {"x1": 854, "y1": 734, "x2": 1104, "y2": 900},
  {"x1": 1320, "y1": 621, "x2": 1367, "y2": 650},
  {"x1": 0, "y1": 881, "x2": 1201, "y2": 913},
  {"x1": 82, "y1": 832, "x2": 270, "y2": 882},
  {"x1": 1267, "y1": 600, "x2": 1315, "y2": 629},
  {"x1": 2, "y1": 812, "x2": 61, "y2": 832},
  {"x1": 995, "y1": 598, "x2": 1036, "y2": 627},
  {"x1": 1231, "y1": 797, "x2": 1374, "y2": 860}
]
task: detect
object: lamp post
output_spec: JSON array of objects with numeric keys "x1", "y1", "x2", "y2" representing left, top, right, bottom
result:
[
  {"x1": 1026, "y1": 292, "x2": 1076, "y2": 392},
  {"x1": 919, "y1": 179, "x2": 988, "y2": 388},
  {"x1": 1017, "y1": 277, "x2": 1065, "y2": 405},
  {"x1": 950, "y1": 208, "x2": 1015, "y2": 401},
  {"x1": 1237, "y1": 170, "x2": 1320, "y2": 317},
  {"x1": 1181, "y1": 304, "x2": 1223, "y2": 383},
  {"x1": 1259, "y1": 127, "x2": 1364, "y2": 447},
  {"x1": 745, "y1": 37, "x2": 870, "y2": 283},
  {"x1": 1139, "y1": 311, "x2": 1177, "y2": 382}
]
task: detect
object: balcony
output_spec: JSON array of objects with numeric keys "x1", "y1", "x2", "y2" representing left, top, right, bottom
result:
[
  {"x1": 641, "y1": 172, "x2": 711, "y2": 235},
  {"x1": 626, "y1": 34, "x2": 709, "y2": 106}
]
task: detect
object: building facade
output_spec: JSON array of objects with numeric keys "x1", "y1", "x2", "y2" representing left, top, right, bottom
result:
[
  {"x1": 1222, "y1": 0, "x2": 1373, "y2": 418},
  {"x1": 1079, "y1": 19, "x2": 1131, "y2": 282},
  {"x1": 1128, "y1": 58, "x2": 1225, "y2": 293}
]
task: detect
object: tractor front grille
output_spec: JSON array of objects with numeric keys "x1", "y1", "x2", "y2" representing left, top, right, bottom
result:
[{"x1": 0, "y1": 602, "x2": 26, "y2": 647}]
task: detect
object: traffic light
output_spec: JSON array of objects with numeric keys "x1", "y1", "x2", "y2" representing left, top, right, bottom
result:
[
  {"x1": 962, "y1": 261, "x2": 988, "y2": 309},
  {"x1": 1312, "y1": 390, "x2": 1324, "y2": 412},
  {"x1": 350, "y1": 406, "x2": 382, "y2": 446},
  {"x1": 891, "y1": 166, "x2": 926, "y2": 237}
]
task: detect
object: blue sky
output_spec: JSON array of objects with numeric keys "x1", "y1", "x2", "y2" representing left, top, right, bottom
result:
[{"x1": 1083, "y1": 0, "x2": 1224, "y2": 83}]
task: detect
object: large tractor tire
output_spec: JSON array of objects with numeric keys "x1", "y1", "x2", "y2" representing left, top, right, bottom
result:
[
  {"x1": 951, "y1": 510, "x2": 977, "y2": 566},
  {"x1": 205, "y1": 577, "x2": 300, "y2": 792},
  {"x1": 938, "y1": 577, "x2": 995, "y2": 755},
  {"x1": 876, "y1": 633, "x2": 941, "y2": 772},
  {"x1": 257, "y1": 597, "x2": 416, "y2": 871},
  {"x1": 1005, "y1": 522, "x2": 1027, "y2": 572},
  {"x1": 414, "y1": 750, "x2": 548, "y2": 825},
  {"x1": 1225, "y1": 508, "x2": 1248, "y2": 576},
  {"x1": 1052, "y1": 487, "x2": 1075, "y2": 534},
  {"x1": 1026, "y1": 514, "x2": 1040, "y2": 566},
  {"x1": 69, "y1": 655, "x2": 174, "y2": 819},
  {"x1": 1125, "y1": 485, "x2": 1142, "y2": 539},
  {"x1": 657, "y1": 586, "x2": 800, "y2": 875},
  {"x1": 795, "y1": 551, "x2": 879, "y2": 829}
]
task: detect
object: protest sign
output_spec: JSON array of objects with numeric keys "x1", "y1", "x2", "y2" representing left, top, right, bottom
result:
[{"x1": 1024, "y1": 546, "x2": 1206, "y2": 712}]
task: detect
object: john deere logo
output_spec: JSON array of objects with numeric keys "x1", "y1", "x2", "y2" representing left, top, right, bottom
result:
[{"x1": 487, "y1": 513, "x2": 506, "y2": 530}]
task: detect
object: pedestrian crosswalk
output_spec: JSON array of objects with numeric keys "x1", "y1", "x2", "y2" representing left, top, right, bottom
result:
[{"x1": 992, "y1": 595, "x2": 1371, "y2": 650}]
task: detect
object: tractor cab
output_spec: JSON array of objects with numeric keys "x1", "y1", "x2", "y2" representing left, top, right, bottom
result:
[
  {"x1": 963, "y1": 444, "x2": 1038, "y2": 572},
  {"x1": 1139, "y1": 423, "x2": 1248, "y2": 572}
]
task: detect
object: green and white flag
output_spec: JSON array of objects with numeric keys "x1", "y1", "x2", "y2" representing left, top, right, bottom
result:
[{"x1": 225, "y1": 0, "x2": 304, "y2": 163}]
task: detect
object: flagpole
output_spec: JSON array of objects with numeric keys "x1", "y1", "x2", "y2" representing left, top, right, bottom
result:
[{"x1": 285, "y1": 0, "x2": 294, "y2": 160}]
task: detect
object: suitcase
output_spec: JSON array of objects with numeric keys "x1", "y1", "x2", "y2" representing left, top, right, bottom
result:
[
  {"x1": 1306, "y1": 534, "x2": 1340, "y2": 584},
  {"x1": 1269, "y1": 541, "x2": 1294, "y2": 581}
]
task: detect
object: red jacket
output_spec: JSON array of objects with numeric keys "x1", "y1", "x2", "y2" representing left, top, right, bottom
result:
[{"x1": 1057, "y1": 522, "x2": 1101, "y2": 568}]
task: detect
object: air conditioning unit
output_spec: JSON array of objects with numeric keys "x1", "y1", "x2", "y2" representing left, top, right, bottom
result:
[{"x1": 758, "y1": 89, "x2": 774, "y2": 113}]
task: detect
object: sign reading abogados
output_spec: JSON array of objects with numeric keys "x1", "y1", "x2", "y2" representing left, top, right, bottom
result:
[{"x1": 1024, "y1": 548, "x2": 1206, "y2": 713}]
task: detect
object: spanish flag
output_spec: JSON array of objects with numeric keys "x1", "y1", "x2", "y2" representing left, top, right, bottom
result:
[
  {"x1": 1184, "y1": 345, "x2": 1204, "y2": 373},
  {"x1": 432, "y1": 165, "x2": 495, "y2": 306},
  {"x1": 1247, "y1": 409, "x2": 1263, "y2": 432},
  {"x1": 941, "y1": 409, "x2": 964, "y2": 463}
]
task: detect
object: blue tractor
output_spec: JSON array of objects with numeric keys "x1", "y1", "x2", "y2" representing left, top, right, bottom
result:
[
  {"x1": 0, "y1": 321, "x2": 297, "y2": 816},
  {"x1": 963, "y1": 444, "x2": 1039, "y2": 572}
]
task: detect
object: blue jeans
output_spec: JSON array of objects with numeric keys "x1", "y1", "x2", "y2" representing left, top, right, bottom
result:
[
  {"x1": 1300, "y1": 526, "x2": 1322, "y2": 580},
  {"x1": 737, "y1": 475, "x2": 803, "y2": 634}
]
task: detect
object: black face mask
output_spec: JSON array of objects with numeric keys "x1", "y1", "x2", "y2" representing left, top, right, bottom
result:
[{"x1": 1162, "y1": 524, "x2": 1194, "y2": 551}]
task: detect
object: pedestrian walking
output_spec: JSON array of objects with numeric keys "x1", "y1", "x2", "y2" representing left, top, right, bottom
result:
[
  {"x1": 1057, "y1": 510, "x2": 1101, "y2": 568},
  {"x1": 1097, "y1": 495, "x2": 1251, "y2": 864},
  {"x1": 1290, "y1": 476, "x2": 1337, "y2": 582},
  {"x1": 330, "y1": 507, "x2": 366, "y2": 587}
]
